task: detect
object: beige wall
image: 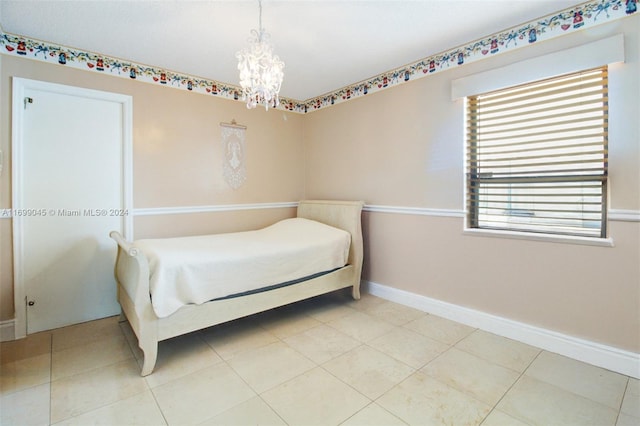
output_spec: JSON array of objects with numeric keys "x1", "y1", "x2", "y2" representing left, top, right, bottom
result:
[
  {"x1": 304, "y1": 15, "x2": 640, "y2": 353},
  {"x1": 1, "y1": 15, "x2": 638, "y2": 355},
  {"x1": 133, "y1": 208, "x2": 297, "y2": 240},
  {"x1": 0, "y1": 57, "x2": 305, "y2": 320}
]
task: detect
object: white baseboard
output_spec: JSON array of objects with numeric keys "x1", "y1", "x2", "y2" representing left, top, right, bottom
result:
[
  {"x1": 363, "y1": 280, "x2": 640, "y2": 379},
  {"x1": 0, "y1": 319, "x2": 15, "y2": 342}
]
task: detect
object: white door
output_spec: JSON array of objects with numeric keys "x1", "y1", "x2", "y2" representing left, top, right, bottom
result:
[{"x1": 12, "y1": 78, "x2": 132, "y2": 335}]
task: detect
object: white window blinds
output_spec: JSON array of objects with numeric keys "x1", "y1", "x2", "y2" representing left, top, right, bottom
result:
[{"x1": 466, "y1": 67, "x2": 608, "y2": 238}]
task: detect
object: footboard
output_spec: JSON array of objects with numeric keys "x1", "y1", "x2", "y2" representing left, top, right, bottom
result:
[
  {"x1": 109, "y1": 231, "x2": 159, "y2": 375},
  {"x1": 109, "y1": 231, "x2": 152, "y2": 311}
]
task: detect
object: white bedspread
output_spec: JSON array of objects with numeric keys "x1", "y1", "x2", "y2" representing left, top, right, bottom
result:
[{"x1": 134, "y1": 218, "x2": 351, "y2": 318}]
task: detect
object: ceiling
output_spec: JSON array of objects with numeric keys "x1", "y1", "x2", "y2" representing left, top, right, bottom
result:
[{"x1": 0, "y1": 0, "x2": 581, "y2": 101}]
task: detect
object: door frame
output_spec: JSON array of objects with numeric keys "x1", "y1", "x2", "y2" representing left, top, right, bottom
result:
[{"x1": 12, "y1": 78, "x2": 133, "y2": 338}]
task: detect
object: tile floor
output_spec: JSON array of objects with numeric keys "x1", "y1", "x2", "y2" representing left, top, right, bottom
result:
[{"x1": 1, "y1": 290, "x2": 638, "y2": 425}]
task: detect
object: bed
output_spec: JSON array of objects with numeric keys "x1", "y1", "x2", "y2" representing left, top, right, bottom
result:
[{"x1": 109, "y1": 200, "x2": 364, "y2": 376}]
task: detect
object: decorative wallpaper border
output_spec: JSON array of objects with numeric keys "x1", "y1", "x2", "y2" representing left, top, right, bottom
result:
[{"x1": 0, "y1": 0, "x2": 636, "y2": 114}]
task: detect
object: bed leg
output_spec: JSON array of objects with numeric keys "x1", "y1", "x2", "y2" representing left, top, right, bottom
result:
[
  {"x1": 352, "y1": 285, "x2": 361, "y2": 300},
  {"x1": 139, "y1": 341, "x2": 158, "y2": 377}
]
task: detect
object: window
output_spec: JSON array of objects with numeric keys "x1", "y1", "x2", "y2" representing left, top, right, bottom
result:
[{"x1": 466, "y1": 67, "x2": 608, "y2": 238}]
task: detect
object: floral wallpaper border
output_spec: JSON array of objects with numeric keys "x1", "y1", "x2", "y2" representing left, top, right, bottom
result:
[{"x1": 0, "y1": 0, "x2": 636, "y2": 114}]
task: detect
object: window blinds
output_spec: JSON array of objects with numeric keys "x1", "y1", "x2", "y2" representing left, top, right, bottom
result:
[{"x1": 467, "y1": 67, "x2": 608, "y2": 238}]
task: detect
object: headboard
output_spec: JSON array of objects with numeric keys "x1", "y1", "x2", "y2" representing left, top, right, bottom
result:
[{"x1": 297, "y1": 200, "x2": 364, "y2": 269}]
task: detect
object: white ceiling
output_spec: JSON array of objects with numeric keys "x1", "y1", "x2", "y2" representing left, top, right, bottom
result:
[{"x1": 0, "y1": 0, "x2": 581, "y2": 101}]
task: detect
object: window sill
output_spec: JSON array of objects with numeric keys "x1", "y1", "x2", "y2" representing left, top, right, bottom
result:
[{"x1": 463, "y1": 228, "x2": 614, "y2": 247}]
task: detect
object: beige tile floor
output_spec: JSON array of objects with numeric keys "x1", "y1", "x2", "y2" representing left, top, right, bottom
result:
[{"x1": 1, "y1": 291, "x2": 638, "y2": 425}]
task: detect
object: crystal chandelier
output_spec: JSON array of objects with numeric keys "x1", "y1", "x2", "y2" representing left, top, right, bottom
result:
[{"x1": 236, "y1": 0, "x2": 285, "y2": 110}]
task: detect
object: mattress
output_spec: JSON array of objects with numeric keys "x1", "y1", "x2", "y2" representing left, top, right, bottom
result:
[{"x1": 134, "y1": 218, "x2": 351, "y2": 318}]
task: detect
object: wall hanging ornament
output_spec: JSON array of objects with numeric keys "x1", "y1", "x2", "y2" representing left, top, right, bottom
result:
[{"x1": 220, "y1": 120, "x2": 247, "y2": 189}]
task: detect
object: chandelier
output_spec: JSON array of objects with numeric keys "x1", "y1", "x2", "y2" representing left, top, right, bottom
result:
[{"x1": 236, "y1": 0, "x2": 285, "y2": 110}]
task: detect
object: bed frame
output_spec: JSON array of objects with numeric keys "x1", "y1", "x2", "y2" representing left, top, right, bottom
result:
[{"x1": 109, "y1": 200, "x2": 364, "y2": 376}]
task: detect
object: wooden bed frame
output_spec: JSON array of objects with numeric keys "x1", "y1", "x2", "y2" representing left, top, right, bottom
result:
[{"x1": 109, "y1": 200, "x2": 364, "y2": 376}]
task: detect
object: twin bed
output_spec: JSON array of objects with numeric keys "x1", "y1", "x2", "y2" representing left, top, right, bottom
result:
[{"x1": 109, "y1": 200, "x2": 364, "y2": 376}]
